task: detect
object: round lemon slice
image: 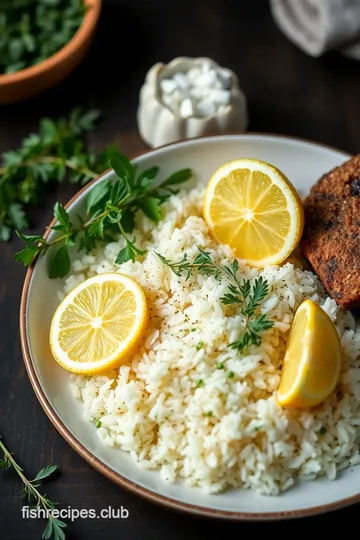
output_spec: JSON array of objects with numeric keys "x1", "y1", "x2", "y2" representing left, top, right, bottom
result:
[
  {"x1": 277, "y1": 299, "x2": 342, "y2": 409},
  {"x1": 203, "y1": 159, "x2": 304, "y2": 267},
  {"x1": 50, "y1": 273, "x2": 148, "y2": 374}
]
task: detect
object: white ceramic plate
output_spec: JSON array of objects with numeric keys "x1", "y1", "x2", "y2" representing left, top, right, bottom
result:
[{"x1": 21, "y1": 134, "x2": 356, "y2": 520}]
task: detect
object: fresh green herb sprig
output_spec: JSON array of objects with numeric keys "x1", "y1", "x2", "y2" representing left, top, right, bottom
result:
[
  {"x1": 0, "y1": 108, "x2": 114, "y2": 242},
  {"x1": 156, "y1": 248, "x2": 274, "y2": 353},
  {"x1": 0, "y1": 436, "x2": 66, "y2": 540},
  {"x1": 15, "y1": 152, "x2": 192, "y2": 278},
  {"x1": 0, "y1": 0, "x2": 85, "y2": 75}
]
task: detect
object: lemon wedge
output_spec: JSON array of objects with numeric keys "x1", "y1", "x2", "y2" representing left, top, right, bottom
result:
[
  {"x1": 277, "y1": 299, "x2": 342, "y2": 408},
  {"x1": 49, "y1": 273, "x2": 148, "y2": 374},
  {"x1": 203, "y1": 159, "x2": 304, "y2": 267}
]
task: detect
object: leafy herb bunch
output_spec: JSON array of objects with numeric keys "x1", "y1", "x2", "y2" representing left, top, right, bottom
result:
[
  {"x1": 15, "y1": 153, "x2": 192, "y2": 278},
  {"x1": 0, "y1": 108, "x2": 115, "y2": 242},
  {"x1": 0, "y1": 0, "x2": 85, "y2": 74},
  {"x1": 157, "y1": 248, "x2": 274, "y2": 353}
]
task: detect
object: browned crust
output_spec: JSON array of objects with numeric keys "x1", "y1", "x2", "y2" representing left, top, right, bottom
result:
[{"x1": 301, "y1": 155, "x2": 360, "y2": 310}]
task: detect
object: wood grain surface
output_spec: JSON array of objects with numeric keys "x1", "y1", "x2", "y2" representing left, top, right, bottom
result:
[{"x1": 1, "y1": 0, "x2": 360, "y2": 538}]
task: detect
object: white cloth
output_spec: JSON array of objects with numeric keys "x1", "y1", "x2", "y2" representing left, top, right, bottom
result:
[{"x1": 270, "y1": 0, "x2": 360, "y2": 59}]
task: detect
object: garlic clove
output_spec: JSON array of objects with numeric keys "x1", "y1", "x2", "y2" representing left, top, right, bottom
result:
[
  {"x1": 187, "y1": 66, "x2": 202, "y2": 84},
  {"x1": 189, "y1": 86, "x2": 206, "y2": 100},
  {"x1": 196, "y1": 99, "x2": 216, "y2": 117},
  {"x1": 173, "y1": 72, "x2": 189, "y2": 90},
  {"x1": 209, "y1": 88, "x2": 231, "y2": 105},
  {"x1": 217, "y1": 68, "x2": 232, "y2": 85},
  {"x1": 160, "y1": 79, "x2": 177, "y2": 94},
  {"x1": 180, "y1": 98, "x2": 194, "y2": 118},
  {"x1": 196, "y1": 69, "x2": 217, "y2": 88}
]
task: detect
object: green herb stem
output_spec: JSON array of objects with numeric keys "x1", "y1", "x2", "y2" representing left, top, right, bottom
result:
[
  {"x1": 0, "y1": 107, "x2": 110, "y2": 242},
  {"x1": 0, "y1": 436, "x2": 66, "y2": 540},
  {"x1": 14, "y1": 151, "x2": 192, "y2": 278},
  {"x1": 0, "y1": 155, "x2": 98, "y2": 179},
  {"x1": 156, "y1": 248, "x2": 274, "y2": 354},
  {"x1": 0, "y1": 438, "x2": 28, "y2": 485},
  {"x1": 118, "y1": 219, "x2": 131, "y2": 241}
]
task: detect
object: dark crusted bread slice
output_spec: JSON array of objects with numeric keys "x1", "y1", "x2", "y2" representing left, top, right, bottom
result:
[{"x1": 301, "y1": 154, "x2": 360, "y2": 310}]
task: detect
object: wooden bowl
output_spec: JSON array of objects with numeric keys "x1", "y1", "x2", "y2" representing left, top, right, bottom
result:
[{"x1": 0, "y1": 0, "x2": 101, "y2": 105}]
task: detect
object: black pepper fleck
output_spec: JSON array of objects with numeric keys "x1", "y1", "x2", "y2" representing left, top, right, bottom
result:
[
  {"x1": 351, "y1": 177, "x2": 360, "y2": 197},
  {"x1": 327, "y1": 258, "x2": 338, "y2": 271},
  {"x1": 323, "y1": 220, "x2": 336, "y2": 231}
]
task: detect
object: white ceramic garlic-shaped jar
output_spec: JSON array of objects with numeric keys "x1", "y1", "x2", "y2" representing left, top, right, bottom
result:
[{"x1": 137, "y1": 57, "x2": 248, "y2": 148}]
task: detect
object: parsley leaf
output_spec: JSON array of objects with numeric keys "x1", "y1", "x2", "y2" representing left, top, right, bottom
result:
[
  {"x1": 87, "y1": 217, "x2": 106, "y2": 239},
  {"x1": 86, "y1": 180, "x2": 112, "y2": 214},
  {"x1": 110, "y1": 152, "x2": 135, "y2": 191},
  {"x1": 120, "y1": 208, "x2": 136, "y2": 233},
  {"x1": 136, "y1": 167, "x2": 159, "y2": 190},
  {"x1": 48, "y1": 246, "x2": 70, "y2": 279},
  {"x1": 53, "y1": 203, "x2": 70, "y2": 231},
  {"x1": 115, "y1": 239, "x2": 145, "y2": 264},
  {"x1": 161, "y1": 168, "x2": 193, "y2": 187},
  {"x1": 14, "y1": 151, "x2": 192, "y2": 279},
  {"x1": 138, "y1": 196, "x2": 162, "y2": 222},
  {"x1": 115, "y1": 244, "x2": 135, "y2": 264},
  {"x1": 13, "y1": 245, "x2": 39, "y2": 266}
]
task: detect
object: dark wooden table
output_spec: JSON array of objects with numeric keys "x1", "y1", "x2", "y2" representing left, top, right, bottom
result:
[{"x1": 1, "y1": 1, "x2": 360, "y2": 538}]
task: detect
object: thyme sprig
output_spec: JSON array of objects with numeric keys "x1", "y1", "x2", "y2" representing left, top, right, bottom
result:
[
  {"x1": 156, "y1": 248, "x2": 274, "y2": 353},
  {"x1": 0, "y1": 436, "x2": 66, "y2": 540},
  {"x1": 14, "y1": 152, "x2": 192, "y2": 278}
]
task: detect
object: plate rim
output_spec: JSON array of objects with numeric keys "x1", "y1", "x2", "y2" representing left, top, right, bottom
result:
[{"x1": 20, "y1": 132, "x2": 355, "y2": 520}]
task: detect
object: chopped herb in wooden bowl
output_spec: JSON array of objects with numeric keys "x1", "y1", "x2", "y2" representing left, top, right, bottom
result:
[{"x1": 0, "y1": 0, "x2": 86, "y2": 75}]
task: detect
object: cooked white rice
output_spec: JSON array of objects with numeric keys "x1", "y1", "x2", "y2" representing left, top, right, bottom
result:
[{"x1": 65, "y1": 188, "x2": 360, "y2": 495}]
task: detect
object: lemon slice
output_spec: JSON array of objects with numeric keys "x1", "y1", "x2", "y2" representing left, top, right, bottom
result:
[
  {"x1": 203, "y1": 159, "x2": 304, "y2": 267},
  {"x1": 277, "y1": 299, "x2": 342, "y2": 408},
  {"x1": 49, "y1": 273, "x2": 148, "y2": 374}
]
